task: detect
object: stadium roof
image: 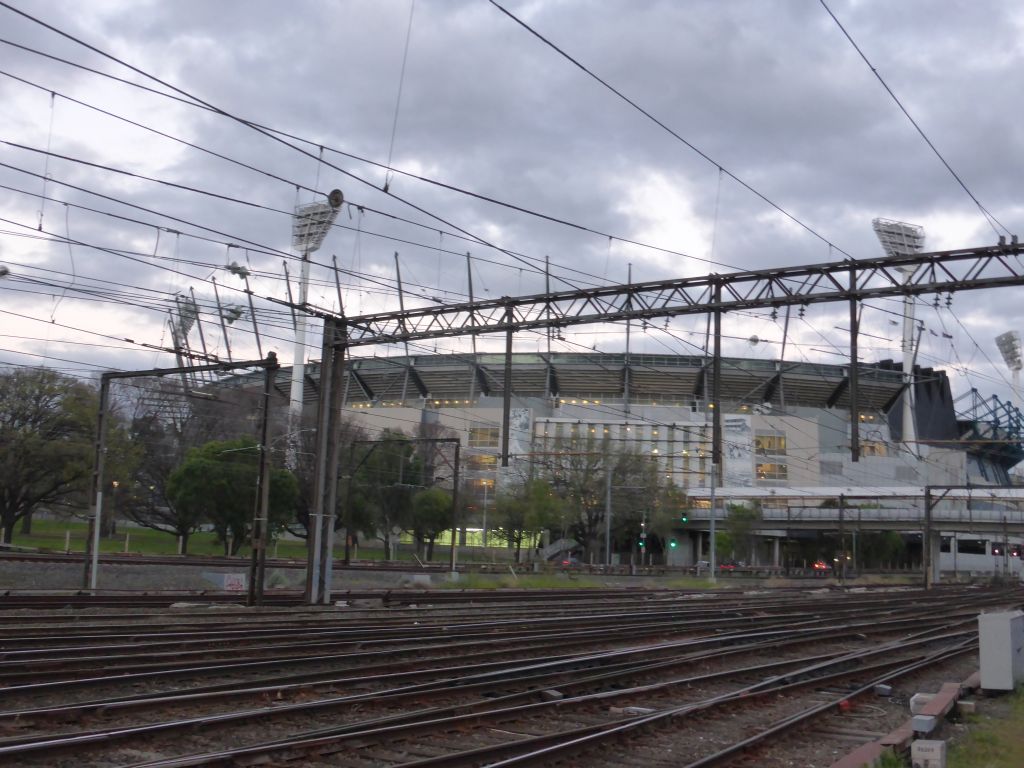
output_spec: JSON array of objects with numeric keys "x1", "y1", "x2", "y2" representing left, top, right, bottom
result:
[{"x1": 222, "y1": 352, "x2": 908, "y2": 411}]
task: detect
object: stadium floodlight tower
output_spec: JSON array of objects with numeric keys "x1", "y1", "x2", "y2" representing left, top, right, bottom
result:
[
  {"x1": 995, "y1": 330, "x2": 1023, "y2": 403},
  {"x1": 288, "y1": 189, "x2": 344, "y2": 466},
  {"x1": 872, "y1": 218, "x2": 926, "y2": 452}
]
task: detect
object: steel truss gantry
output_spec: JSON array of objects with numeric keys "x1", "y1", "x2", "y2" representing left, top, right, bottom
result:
[
  {"x1": 299, "y1": 239, "x2": 1024, "y2": 602},
  {"x1": 309, "y1": 240, "x2": 1023, "y2": 344}
]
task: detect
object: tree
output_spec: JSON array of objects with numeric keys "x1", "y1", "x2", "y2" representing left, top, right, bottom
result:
[
  {"x1": 0, "y1": 368, "x2": 102, "y2": 543},
  {"x1": 120, "y1": 402, "x2": 201, "y2": 552},
  {"x1": 411, "y1": 486, "x2": 452, "y2": 561},
  {"x1": 347, "y1": 430, "x2": 423, "y2": 559},
  {"x1": 723, "y1": 501, "x2": 761, "y2": 563},
  {"x1": 289, "y1": 409, "x2": 367, "y2": 540},
  {"x1": 119, "y1": 377, "x2": 276, "y2": 553},
  {"x1": 542, "y1": 432, "x2": 667, "y2": 563},
  {"x1": 166, "y1": 437, "x2": 298, "y2": 554},
  {"x1": 491, "y1": 479, "x2": 561, "y2": 561}
]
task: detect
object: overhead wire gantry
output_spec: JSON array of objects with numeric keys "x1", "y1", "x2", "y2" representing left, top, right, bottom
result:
[{"x1": 296, "y1": 237, "x2": 1024, "y2": 602}]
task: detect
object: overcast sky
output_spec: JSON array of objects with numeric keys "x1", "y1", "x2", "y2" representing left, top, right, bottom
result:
[{"x1": 1, "y1": 0, "x2": 1022, "y2": 411}]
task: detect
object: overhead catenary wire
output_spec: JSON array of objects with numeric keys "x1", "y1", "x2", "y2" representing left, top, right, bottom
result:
[
  {"x1": 0, "y1": 65, "x2": 736, "y2": 285},
  {"x1": 2, "y1": 3, "x2": 1015, "y2": 428},
  {"x1": 0, "y1": 2, "x2": 595, "y2": 295},
  {"x1": 488, "y1": 0, "x2": 857, "y2": 261},
  {"x1": 818, "y1": 0, "x2": 1012, "y2": 239}
]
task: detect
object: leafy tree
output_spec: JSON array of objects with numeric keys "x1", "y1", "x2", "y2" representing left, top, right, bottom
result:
[
  {"x1": 542, "y1": 435, "x2": 612, "y2": 559},
  {"x1": 289, "y1": 409, "x2": 367, "y2": 540},
  {"x1": 166, "y1": 437, "x2": 298, "y2": 554},
  {"x1": 118, "y1": 377, "x2": 280, "y2": 552},
  {"x1": 542, "y1": 431, "x2": 668, "y2": 562},
  {"x1": 411, "y1": 486, "x2": 452, "y2": 560},
  {"x1": 854, "y1": 531, "x2": 906, "y2": 568},
  {"x1": 491, "y1": 479, "x2": 561, "y2": 560},
  {"x1": 0, "y1": 368, "x2": 104, "y2": 543},
  {"x1": 347, "y1": 430, "x2": 423, "y2": 559},
  {"x1": 723, "y1": 501, "x2": 761, "y2": 563}
]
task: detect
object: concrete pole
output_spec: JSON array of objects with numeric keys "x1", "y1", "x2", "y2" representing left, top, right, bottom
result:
[
  {"x1": 605, "y1": 466, "x2": 612, "y2": 565},
  {"x1": 287, "y1": 252, "x2": 312, "y2": 467},
  {"x1": 899, "y1": 267, "x2": 918, "y2": 453},
  {"x1": 83, "y1": 375, "x2": 111, "y2": 591},
  {"x1": 449, "y1": 442, "x2": 461, "y2": 574}
]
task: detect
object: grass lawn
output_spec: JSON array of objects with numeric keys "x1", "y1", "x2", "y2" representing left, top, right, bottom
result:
[
  {"x1": 947, "y1": 687, "x2": 1024, "y2": 768},
  {"x1": 9, "y1": 518, "x2": 493, "y2": 565},
  {"x1": 10, "y1": 518, "x2": 342, "y2": 560}
]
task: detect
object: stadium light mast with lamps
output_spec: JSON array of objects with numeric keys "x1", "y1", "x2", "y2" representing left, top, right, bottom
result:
[
  {"x1": 995, "y1": 330, "x2": 1023, "y2": 403},
  {"x1": 287, "y1": 190, "x2": 343, "y2": 465},
  {"x1": 872, "y1": 218, "x2": 926, "y2": 454}
]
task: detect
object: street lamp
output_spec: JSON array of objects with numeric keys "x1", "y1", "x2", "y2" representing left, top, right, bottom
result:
[
  {"x1": 995, "y1": 330, "x2": 1023, "y2": 402},
  {"x1": 287, "y1": 189, "x2": 343, "y2": 467}
]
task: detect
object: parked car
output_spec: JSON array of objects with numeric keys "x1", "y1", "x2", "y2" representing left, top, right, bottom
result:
[{"x1": 719, "y1": 560, "x2": 738, "y2": 571}]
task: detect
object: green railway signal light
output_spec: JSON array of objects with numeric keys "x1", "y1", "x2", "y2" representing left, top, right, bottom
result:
[
  {"x1": 669, "y1": 538, "x2": 678, "y2": 549},
  {"x1": 680, "y1": 513, "x2": 689, "y2": 523}
]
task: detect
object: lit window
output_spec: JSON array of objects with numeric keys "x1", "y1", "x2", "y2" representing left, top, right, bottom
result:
[
  {"x1": 469, "y1": 427, "x2": 500, "y2": 448},
  {"x1": 859, "y1": 441, "x2": 888, "y2": 458},
  {"x1": 756, "y1": 462, "x2": 788, "y2": 480},
  {"x1": 755, "y1": 432, "x2": 786, "y2": 456},
  {"x1": 467, "y1": 454, "x2": 498, "y2": 471}
]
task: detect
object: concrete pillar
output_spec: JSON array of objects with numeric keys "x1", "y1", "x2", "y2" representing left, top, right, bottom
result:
[{"x1": 772, "y1": 537, "x2": 781, "y2": 567}]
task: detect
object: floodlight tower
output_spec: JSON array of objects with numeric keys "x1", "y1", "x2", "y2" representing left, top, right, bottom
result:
[
  {"x1": 872, "y1": 218, "x2": 926, "y2": 452},
  {"x1": 995, "y1": 330, "x2": 1023, "y2": 403},
  {"x1": 288, "y1": 190, "x2": 343, "y2": 465}
]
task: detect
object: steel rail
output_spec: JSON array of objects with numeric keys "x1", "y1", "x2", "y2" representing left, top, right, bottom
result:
[
  {"x1": 400, "y1": 637, "x2": 977, "y2": 768},
  {"x1": 0, "y1": 595, "x2": 997, "y2": 693},
  {"x1": 678, "y1": 641, "x2": 977, "y2": 767},
  {"x1": 116, "y1": 632, "x2": 977, "y2": 768},
  {"x1": 3, "y1": 606, "x2": 984, "y2": 729},
  {"x1": 0, "y1": 617, "x2": 980, "y2": 761},
  {"x1": 0, "y1": 589, "x2": 1011, "y2": 765}
]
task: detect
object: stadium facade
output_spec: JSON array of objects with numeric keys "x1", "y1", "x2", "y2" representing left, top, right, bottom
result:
[{"x1": 228, "y1": 351, "x2": 1024, "y2": 570}]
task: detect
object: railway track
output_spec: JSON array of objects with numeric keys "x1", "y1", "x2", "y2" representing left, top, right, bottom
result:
[{"x1": 0, "y1": 584, "x2": 1018, "y2": 766}]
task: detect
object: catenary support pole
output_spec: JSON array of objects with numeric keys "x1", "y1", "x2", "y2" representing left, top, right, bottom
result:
[
  {"x1": 710, "y1": 280, "x2": 722, "y2": 583},
  {"x1": 449, "y1": 441, "x2": 461, "y2": 574},
  {"x1": 500, "y1": 303, "x2": 514, "y2": 467},
  {"x1": 605, "y1": 465, "x2": 612, "y2": 566},
  {"x1": 83, "y1": 375, "x2": 111, "y2": 590},
  {"x1": 319, "y1": 322, "x2": 347, "y2": 603},
  {"x1": 248, "y1": 352, "x2": 278, "y2": 606}
]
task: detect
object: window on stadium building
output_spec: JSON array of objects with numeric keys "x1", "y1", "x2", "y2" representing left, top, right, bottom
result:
[
  {"x1": 756, "y1": 462, "x2": 788, "y2": 481},
  {"x1": 859, "y1": 440, "x2": 888, "y2": 457},
  {"x1": 755, "y1": 432, "x2": 786, "y2": 456},
  {"x1": 466, "y1": 454, "x2": 498, "y2": 471},
  {"x1": 469, "y1": 427, "x2": 500, "y2": 448}
]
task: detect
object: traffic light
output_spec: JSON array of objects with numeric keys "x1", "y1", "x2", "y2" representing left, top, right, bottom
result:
[
  {"x1": 638, "y1": 539, "x2": 645, "y2": 547},
  {"x1": 680, "y1": 512, "x2": 688, "y2": 523},
  {"x1": 669, "y1": 538, "x2": 678, "y2": 549}
]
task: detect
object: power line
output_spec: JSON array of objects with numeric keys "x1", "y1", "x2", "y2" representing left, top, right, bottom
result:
[
  {"x1": 0, "y1": 3, "x2": 589, "y2": 293},
  {"x1": 819, "y1": 0, "x2": 1012, "y2": 239},
  {"x1": 0, "y1": 44, "x2": 740, "y2": 277},
  {"x1": 488, "y1": 0, "x2": 856, "y2": 260}
]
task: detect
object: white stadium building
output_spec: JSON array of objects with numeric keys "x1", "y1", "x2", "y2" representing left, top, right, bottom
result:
[{"x1": 229, "y1": 351, "x2": 1024, "y2": 577}]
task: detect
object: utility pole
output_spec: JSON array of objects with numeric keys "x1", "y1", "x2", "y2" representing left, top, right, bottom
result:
[{"x1": 248, "y1": 352, "x2": 279, "y2": 606}]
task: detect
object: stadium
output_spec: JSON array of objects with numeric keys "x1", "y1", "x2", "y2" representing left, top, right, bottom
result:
[{"x1": 239, "y1": 349, "x2": 1024, "y2": 577}]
